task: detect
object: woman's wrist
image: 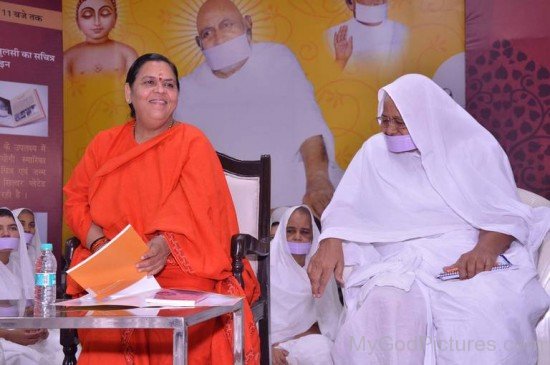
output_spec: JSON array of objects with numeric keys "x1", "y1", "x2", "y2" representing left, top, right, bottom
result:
[{"x1": 89, "y1": 236, "x2": 109, "y2": 253}]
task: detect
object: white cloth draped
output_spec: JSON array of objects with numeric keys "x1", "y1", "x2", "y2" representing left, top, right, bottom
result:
[
  {"x1": 0, "y1": 208, "x2": 63, "y2": 365},
  {"x1": 12, "y1": 208, "x2": 42, "y2": 266},
  {"x1": 270, "y1": 205, "x2": 341, "y2": 364},
  {"x1": 175, "y1": 42, "x2": 342, "y2": 208},
  {"x1": 320, "y1": 74, "x2": 550, "y2": 365}
]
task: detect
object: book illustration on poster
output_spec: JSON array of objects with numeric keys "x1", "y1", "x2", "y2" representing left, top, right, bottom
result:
[{"x1": 0, "y1": 88, "x2": 46, "y2": 127}]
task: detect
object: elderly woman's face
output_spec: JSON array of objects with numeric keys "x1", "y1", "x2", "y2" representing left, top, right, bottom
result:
[
  {"x1": 380, "y1": 96, "x2": 409, "y2": 136},
  {"x1": 286, "y1": 210, "x2": 313, "y2": 243},
  {"x1": 125, "y1": 61, "x2": 178, "y2": 129},
  {"x1": 77, "y1": 0, "x2": 117, "y2": 43}
]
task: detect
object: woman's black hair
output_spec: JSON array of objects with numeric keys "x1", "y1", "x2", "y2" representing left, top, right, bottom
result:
[
  {"x1": 125, "y1": 53, "x2": 180, "y2": 118},
  {"x1": 0, "y1": 208, "x2": 14, "y2": 219}
]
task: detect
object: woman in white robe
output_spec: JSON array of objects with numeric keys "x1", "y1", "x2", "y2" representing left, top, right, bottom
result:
[
  {"x1": 307, "y1": 74, "x2": 550, "y2": 365},
  {"x1": 271, "y1": 206, "x2": 342, "y2": 365},
  {"x1": 0, "y1": 208, "x2": 63, "y2": 365},
  {"x1": 12, "y1": 208, "x2": 42, "y2": 265}
]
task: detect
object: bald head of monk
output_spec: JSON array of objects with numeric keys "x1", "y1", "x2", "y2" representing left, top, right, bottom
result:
[{"x1": 195, "y1": 0, "x2": 252, "y2": 77}]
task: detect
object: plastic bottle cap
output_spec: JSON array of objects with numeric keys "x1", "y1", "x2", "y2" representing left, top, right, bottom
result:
[{"x1": 40, "y1": 243, "x2": 53, "y2": 251}]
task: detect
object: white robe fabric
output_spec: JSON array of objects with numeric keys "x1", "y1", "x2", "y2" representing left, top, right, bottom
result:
[
  {"x1": 271, "y1": 205, "x2": 342, "y2": 365},
  {"x1": 12, "y1": 208, "x2": 42, "y2": 266},
  {"x1": 320, "y1": 74, "x2": 550, "y2": 365},
  {"x1": 0, "y1": 209, "x2": 63, "y2": 365},
  {"x1": 175, "y1": 42, "x2": 342, "y2": 208},
  {"x1": 327, "y1": 18, "x2": 408, "y2": 73}
]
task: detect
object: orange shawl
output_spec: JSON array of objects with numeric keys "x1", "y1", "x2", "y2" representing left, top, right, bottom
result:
[{"x1": 64, "y1": 121, "x2": 260, "y2": 364}]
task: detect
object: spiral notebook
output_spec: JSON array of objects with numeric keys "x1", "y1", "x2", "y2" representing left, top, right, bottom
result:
[{"x1": 436, "y1": 254, "x2": 513, "y2": 281}]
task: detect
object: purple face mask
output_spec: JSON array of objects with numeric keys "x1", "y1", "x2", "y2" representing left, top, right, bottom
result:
[
  {"x1": 0, "y1": 305, "x2": 18, "y2": 316},
  {"x1": 384, "y1": 134, "x2": 417, "y2": 153},
  {"x1": 23, "y1": 232, "x2": 34, "y2": 246},
  {"x1": 0, "y1": 237, "x2": 19, "y2": 250},
  {"x1": 203, "y1": 32, "x2": 251, "y2": 71},
  {"x1": 287, "y1": 241, "x2": 312, "y2": 255}
]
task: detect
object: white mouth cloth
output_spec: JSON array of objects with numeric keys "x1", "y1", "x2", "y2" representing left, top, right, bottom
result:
[
  {"x1": 355, "y1": 3, "x2": 388, "y2": 24},
  {"x1": 202, "y1": 32, "x2": 251, "y2": 71}
]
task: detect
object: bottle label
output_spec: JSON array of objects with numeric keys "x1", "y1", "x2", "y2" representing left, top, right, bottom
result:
[{"x1": 35, "y1": 273, "x2": 56, "y2": 287}]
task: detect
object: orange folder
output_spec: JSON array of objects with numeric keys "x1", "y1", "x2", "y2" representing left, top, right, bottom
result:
[{"x1": 67, "y1": 225, "x2": 148, "y2": 299}]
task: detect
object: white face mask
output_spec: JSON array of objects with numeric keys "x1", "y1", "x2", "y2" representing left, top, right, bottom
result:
[
  {"x1": 355, "y1": 2, "x2": 388, "y2": 25},
  {"x1": 202, "y1": 32, "x2": 251, "y2": 71}
]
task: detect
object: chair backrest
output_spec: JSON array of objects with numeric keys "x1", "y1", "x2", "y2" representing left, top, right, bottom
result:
[
  {"x1": 218, "y1": 152, "x2": 271, "y2": 260},
  {"x1": 517, "y1": 188, "x2": 550, "y2": 365},
  {"x1": 517, "y1": 188, "x2": 550, "y2": 280},
  {"x1": 217, "y1": 152, "x2": 271, "y2": 365}
]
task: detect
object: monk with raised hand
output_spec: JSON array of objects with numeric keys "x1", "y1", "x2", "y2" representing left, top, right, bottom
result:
[{"x1": 176, "y1": 0, "x2": 342, "y2": 218}]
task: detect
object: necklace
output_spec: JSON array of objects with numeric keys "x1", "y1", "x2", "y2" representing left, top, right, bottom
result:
[{"x1": 133, "y1": 119, "x2": 175, "y2": 142}]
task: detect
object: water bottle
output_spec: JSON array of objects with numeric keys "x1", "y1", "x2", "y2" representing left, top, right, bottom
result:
[{"x1": 34, "y1": 243, "x2": 57, "y2": 306}]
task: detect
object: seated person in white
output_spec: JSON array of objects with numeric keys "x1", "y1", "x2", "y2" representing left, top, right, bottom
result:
[
  {"x1": 308, "y1": 74, "x2": 550, "y2": 364},
  {"x1": 175, "y1": 0, "x2": 342, "y2": 216},
  {"x1": 13, "y1": 208, "x2": 41, "y2": 266},
  {"x1": 271, "y1": 205, "x2": 341, "y2": 365},
  {"x1": 327, "y1": 0, "x2": 408, "y2": 71},
  {"x1": 0, "y1": 208, "x2": 64, "y2": 365}
]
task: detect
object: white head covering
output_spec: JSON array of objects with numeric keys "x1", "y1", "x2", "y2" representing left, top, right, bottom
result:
[
  {"x1": 320, "y1": 74, "x2": 550, "y2": 258},
  {"x1": 270, "y1": 206, "x2": 289, "y2": 227},
  {"x1": 13, "y1": 208, "x2": 42, "y2": 264},
  {"x1": 12, "y1": 208, "x2": 42, "y2": 265},
  {"x1": 0, "y1": 208, "x2": 34, "y2": 300},
  {"x1": 270, "y1": 205, "x2": 341, "y2": 344}
]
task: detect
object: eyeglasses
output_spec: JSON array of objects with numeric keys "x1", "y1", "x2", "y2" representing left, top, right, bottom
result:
[{"x1": 376, "y1": 116, "x2": 408, "y2": 131}]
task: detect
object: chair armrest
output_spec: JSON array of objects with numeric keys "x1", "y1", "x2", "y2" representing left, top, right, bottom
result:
[
  {"x1": 231, "y1": 234, "x2": 269, "y2": 288},
  {"x1": 59, "y1": 237, "x2": 81, "y2": 300}
]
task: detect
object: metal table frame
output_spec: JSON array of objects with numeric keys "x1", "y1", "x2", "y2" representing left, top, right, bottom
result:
[{"x1": 0, "y1": 298, "x2": 244, "y2": 365}]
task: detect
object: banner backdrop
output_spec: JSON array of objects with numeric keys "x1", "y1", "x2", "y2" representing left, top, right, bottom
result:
[
  {"x1": 465, "y1": 0, "x2": 549, "y2": 198},
  {"x1": 62, "y1": 0, "x2": 464, "y2": 234},
  {"x1": 0, "y1": 0, "x2": 63, "y2": 259}
]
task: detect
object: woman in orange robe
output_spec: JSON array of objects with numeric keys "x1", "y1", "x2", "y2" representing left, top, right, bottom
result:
[{"x1": 64, "y1": 53, "x2": 260, "y2": 364}]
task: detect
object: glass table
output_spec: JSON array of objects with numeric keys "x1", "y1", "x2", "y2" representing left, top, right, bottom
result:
[{"x1": 0, "y1": 297, "x2": 244, "y2": 365}]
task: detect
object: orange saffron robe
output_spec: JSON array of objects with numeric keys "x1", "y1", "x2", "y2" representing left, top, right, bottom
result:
[{"x1": 64, "y1": 121, "x2": 261, "y2": 364}]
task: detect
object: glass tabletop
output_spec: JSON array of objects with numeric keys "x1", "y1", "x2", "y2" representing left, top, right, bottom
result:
[{"x1": 0, "y1": 298, "x2": 243, "y2": 330}]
